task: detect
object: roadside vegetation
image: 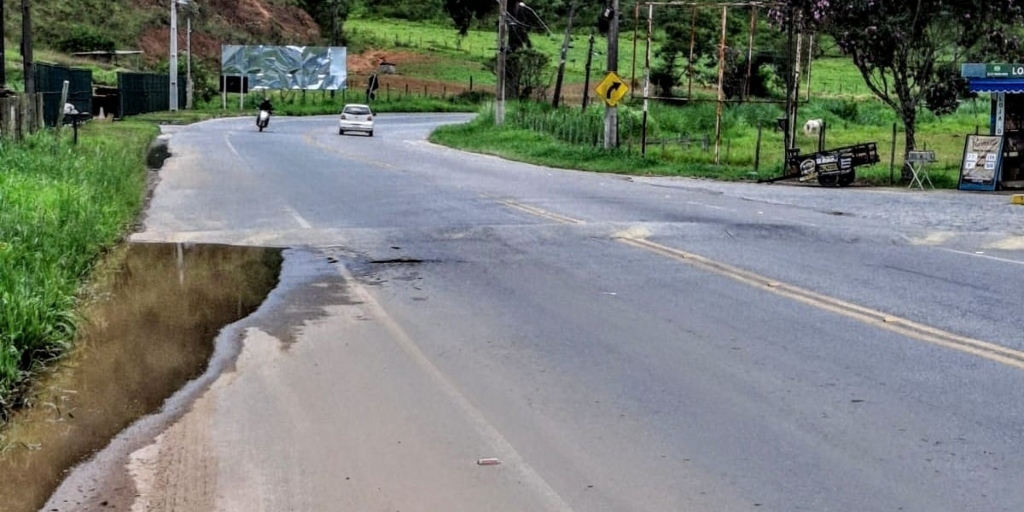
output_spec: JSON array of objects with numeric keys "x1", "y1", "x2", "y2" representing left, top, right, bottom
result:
[
  {"x1": 334, "y1": 13, "x2": 993, "y2": 187},
  {"x1": 0, "y1": 121, "x2": 158, "y2": 416},
  {"x1": 204, "y1": 89, "x2": 488, "y2": 116},
  {"x1": 431, "y1": 97, "x2": 985, "y2": 187}
]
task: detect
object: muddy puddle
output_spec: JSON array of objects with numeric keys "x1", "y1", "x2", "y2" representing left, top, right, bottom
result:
[{"x1": 0, "y1": 242, "x2": 281, "y2": 512}]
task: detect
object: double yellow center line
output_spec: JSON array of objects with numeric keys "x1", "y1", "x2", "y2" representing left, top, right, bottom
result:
[
  {"x1": 498, "y1": 199, "x2": 585, "y2": 225},
  {"x1": 499, "y1": 199, "x2": 1024, "y2": 371}
]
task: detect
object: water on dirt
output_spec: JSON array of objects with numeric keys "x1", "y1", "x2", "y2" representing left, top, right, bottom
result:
[{"x1": 0, "y1": 242, "x2": 282, "y2": 512}]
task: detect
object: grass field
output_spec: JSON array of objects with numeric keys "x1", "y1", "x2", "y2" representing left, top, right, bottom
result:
[
  {"x1": 346, "y1": 16, "x2": 642, "y2": 88},
  {"x1": 808, "y1": 58, "x2": 877, "y2": 99},
  {"x1": 345, "y1": 19, "x2": 883, "y2": 100},
  {"x1": 0, "y1": 121, "x2": 158, "y2": 414}
]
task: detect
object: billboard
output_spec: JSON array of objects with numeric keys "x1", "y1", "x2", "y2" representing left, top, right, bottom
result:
[{"x1": 221, "y1": 45, "x2": 347, "y2": 91}]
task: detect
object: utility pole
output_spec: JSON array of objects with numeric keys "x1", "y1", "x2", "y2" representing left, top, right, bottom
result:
[
  {"x1": 169, "y1": 0, "x2": 179, "y2": 111},
  {"x1": 495, "y1": 0, "x2": 508, "y2": 124},
  {"x1": 552, "y1": 0, "x2": 576, "y2": 108},
  {"x1": 331, "y1": 0, "x2": 339, "y2": 99},
  {"x1": 186, "y1": 11, "x2": 193, "y2": 109},
  {"x1": 1, "y1": 0, "x2": 6, "y2": 87},
  {"x1": 713, "y1": 5, "x2": 727, "y2": 165},
  {"x1": 782, "y1": 4, "x2": 794, "y2": 153},
  {"x1": 332, "y1": 0, "x2": 339, "y2": 46},
  {"x1": 21, "y1": 0, "x2": 33, "y2": 95},
  {"x1": 603, "y1": 0, "x2": 618, "y2": 149},
  {"x1": 581, "y1": 27, "x2": 594, "y2": 112},
  {"x1": 790, "y1": 25, "x2": 804, "y2": 150},
  {"x1": 641, "y1": 2, "x2": 652, "y2": 155}
]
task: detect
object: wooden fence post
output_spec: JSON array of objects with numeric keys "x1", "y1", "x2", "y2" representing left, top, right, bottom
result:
[
  {"x1": 0, "y1": 97, "x2": 14, "y2": 140},
  {"x1": 57, "y1": 81, "x2": 70, "y2": 133},
  {"x1": 754, "y1": 123, "x2": 763, "y2": 172},
  {"x1": 35, "y1": 94, "x2": 44, "y2": 132},
  {"x1": 19, "y1": 94, "x2": 29, "y2": 139}
]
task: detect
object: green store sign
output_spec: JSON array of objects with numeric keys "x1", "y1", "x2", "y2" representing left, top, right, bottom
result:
[{"x1": 985, "y1": 64, "x2": 1024, "y2": 78}]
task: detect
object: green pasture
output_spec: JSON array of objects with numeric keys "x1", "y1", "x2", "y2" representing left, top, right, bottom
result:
[{"x1": 346, "y1": 17, "x2": 643, "y2": 87}]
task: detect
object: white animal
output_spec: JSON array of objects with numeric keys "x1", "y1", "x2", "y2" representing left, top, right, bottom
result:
[{"x1": 803, "y1": 118, "x2": 823, "y2": 136}]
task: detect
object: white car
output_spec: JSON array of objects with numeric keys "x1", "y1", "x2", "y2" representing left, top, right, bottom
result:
[{"x1": 338, "y1": 103, "x2": 374, "y2": 136}]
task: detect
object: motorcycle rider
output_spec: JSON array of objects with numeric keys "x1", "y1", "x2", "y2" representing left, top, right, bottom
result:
[
  {"x1": 258, "y1": 97, "x2": 273, "y2": 113},
  {"x1": 257, "y1": 97, "x2": 273, "y2": 128}
]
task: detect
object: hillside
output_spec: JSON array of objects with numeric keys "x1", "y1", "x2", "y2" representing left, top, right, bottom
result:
[
  {"x1": 6, "y1": 0, "x2": 322, "y2": 66},
  {"x1": 133, "y1": 0, "x2": 322, "y2": 62}
]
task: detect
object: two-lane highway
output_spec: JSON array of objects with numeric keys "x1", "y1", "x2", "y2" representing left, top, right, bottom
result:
[{"x1": 48, "y1": 113, "x2": 1024, "y2": 512}]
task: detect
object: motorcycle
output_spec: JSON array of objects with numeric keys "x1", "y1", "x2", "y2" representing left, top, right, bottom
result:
[{"x1": 256, "y1": 109, "x2": 271, "y2": 132}]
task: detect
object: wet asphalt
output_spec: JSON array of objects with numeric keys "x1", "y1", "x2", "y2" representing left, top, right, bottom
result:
[{"x1": 52, "y1": 113, "x2": 1024, "y2": 512}]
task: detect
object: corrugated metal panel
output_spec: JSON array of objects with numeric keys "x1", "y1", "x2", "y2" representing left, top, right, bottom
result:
[
  {"x1": 118, "y1": 72, "x2": 186, "y2": 116},
  {"x1": 33, "y1": 63, "x2": 93, "y2": 126},
  {"x1": 34, "y1": 63, "x2": 67, "y2": 127},
  {"x1": 70, "y1": 69, "x2": 93, "y2": 115}
]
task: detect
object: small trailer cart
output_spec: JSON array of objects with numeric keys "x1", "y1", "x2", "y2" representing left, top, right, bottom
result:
[{"x1": 759, "y1": 142, "x2": 881, "y2": 187}]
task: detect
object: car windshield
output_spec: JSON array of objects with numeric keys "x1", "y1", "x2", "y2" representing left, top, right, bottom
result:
[{"x1": 344, "y1": 106, "x2": 371, "y2": 115}]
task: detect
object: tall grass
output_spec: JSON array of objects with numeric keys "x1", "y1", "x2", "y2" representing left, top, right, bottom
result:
[
  {"x1": 0, "y1": 121, "x2": 158, "y2": 413},
  {"x1": 435, "y1": 97, "x2": 989, "y2": 186},
  {"x1": 432, "y1": 104, "x2": 755, "y2": 179}
]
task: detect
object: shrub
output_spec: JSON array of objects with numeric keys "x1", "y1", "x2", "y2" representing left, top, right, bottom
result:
[
  {"x1": 54, "y1": 24, "x2": 116, "y2": 54},
  {"x1": 449, "y1": 90, "x2": 492, "y2": 104}
]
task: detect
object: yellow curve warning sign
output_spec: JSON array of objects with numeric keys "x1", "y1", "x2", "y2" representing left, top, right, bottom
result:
[{"x1": 595, "y1": 72, "x2": 629, "y2": 107}]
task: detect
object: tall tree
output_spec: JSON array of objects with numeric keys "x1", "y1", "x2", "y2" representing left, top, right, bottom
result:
[
  {"x1": 447, "y1": 0, "x2": 547, "y2": 99},
  {"x1": 299, "y1": 0, "x2": 351, "y2": 44},
  {"x1": 779, "y1": 0, "x2": 1024, "y2": 177},
  {"x1": 443, "y1": 0, "x2": 495, "y2": 36}
]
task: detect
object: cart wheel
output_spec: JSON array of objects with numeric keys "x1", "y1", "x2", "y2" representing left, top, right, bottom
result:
[
  {"x1": 817, "y1": 174, "x2": 839, "y2": 187},
  {"x1": 838, "y1": 170, "x2": 856, "y2": 187}
]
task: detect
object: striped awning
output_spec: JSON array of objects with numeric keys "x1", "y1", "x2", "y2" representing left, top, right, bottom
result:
[{"x1": 968, "y1": 78, "x2": 1024, "y2": 94}]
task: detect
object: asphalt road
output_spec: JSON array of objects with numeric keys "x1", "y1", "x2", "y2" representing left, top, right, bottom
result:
[{"x1": 48, "y1": 113, "x2": 1024, "y2": 511}]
